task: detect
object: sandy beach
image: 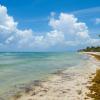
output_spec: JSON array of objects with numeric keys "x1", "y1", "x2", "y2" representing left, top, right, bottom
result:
[
  {"x1": 7, "y1": 52, "x2": 99, "y2": 100},
  {"x1": 0, "y1": 0, "x2": 100, "y2": 99}
]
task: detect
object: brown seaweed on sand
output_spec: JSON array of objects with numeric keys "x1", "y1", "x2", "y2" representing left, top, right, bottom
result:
[{"x1": 87, "y1": 69, "x2": 100, "y2": 100}]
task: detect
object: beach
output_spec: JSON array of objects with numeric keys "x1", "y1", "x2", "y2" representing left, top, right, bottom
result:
[
  {"x1": 0, "y1": 52, "x2": 99, "y2": 100},
  {"x1": 0, "y1": 52, "x2": 85, "y2": 98},
  {"x1": 0, "y1": 0, "x2": 100, "y2": 99},
  {"x1": 6, "y1": 52, "x2": 99, "y2": 100}
]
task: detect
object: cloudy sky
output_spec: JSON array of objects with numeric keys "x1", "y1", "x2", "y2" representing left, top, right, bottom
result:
[{"x1": 0, "y1": 0, "x2": 100, "y2": 52}]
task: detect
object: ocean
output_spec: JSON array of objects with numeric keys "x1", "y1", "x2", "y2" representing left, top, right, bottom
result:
[{"x1": 0, "y1": 52, "x2": 88, "y2": 96}]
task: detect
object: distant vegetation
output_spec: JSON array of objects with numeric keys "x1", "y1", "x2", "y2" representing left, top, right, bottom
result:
[
  {"x1": 78, "y1": 46, "x2": 100, "y2": 52},
  {"x1": 78, "y1": 35, "x2": 100, "y2": 52}
]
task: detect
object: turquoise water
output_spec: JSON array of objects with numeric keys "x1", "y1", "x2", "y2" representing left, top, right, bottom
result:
[{"x1": 0, "y1": 52, "x2": 87, "y2": 95}]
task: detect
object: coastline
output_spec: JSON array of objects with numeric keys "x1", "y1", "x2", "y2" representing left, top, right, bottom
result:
[
  {"x1": 84, "y1": 52, "x2": 100, "y2": 100},
  {"x1": 5, "y1": 52, "x2": 99, "y2": 100},
  {"x1": 81, "y1": 52, "x2": 100, "y2": 60}
]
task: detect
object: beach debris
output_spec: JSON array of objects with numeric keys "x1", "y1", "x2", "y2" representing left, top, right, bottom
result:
[
  {"x1": 32, "y1": 80, "x2": 43, "y2": 87},
  {"x1": 12, "y1": 92, "x2": 22, "y2": 100},
  {"x1": 24, "y1": 87, "x2": 33, "y2": 93},
  {"x1": 52, "y1": 70, "x2": 64, "y2": 75},
  {"x1": 76, "y1": 90, "x2": 82, "y2": 95}
]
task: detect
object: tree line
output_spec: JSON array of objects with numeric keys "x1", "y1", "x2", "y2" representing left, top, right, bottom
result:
[{"x1": 78, "y1": 35, "x2": 100, "y2": 52}]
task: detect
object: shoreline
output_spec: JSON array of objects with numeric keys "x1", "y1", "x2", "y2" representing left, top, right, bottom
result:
[
  {"x1": 2, "y1": 52, "x2": 100, "y2": 100},
  {"x1": 80, "y1": 52, "x2": 100, "y2": 60},
  {"x1": 0, "y1": 52, "x2": 100, "y2": 100},
  {"x1": 84, "y1": 52, "x2": 100, "y2": 100}
]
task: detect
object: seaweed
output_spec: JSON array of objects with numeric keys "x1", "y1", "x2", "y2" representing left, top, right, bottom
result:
[{"x1": 87, "y1": 69, "x2": 100, "y2": 100}]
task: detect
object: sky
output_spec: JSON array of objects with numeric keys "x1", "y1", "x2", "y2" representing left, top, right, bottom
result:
[{"x1": 0, "y1": 0, "x2": 100, "y2": 52}]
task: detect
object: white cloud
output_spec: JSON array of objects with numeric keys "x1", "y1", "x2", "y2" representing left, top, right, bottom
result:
[
  {"x1": 0, "y1": 5, "x2": 18, "y2": 47},
  {"x1": 0, "y1": 5, "x2": 100, "y2": 51},
  {"x1": 49, "y1": 13, "x2": 99, "y2": 46},
  {"x1": 95, "y1": 18, "x2": 100, "y2": 24},
  {"x1": 0, "y1": 5, "x2": 17, "y2": 36},
  {"x1": 49, "y1": 13, "x2": 90, "y2": 39}
]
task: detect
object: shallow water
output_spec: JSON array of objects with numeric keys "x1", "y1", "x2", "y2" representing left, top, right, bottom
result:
[{"x1": 0, "y1": 52, "x2": 88, "y2": 96}]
